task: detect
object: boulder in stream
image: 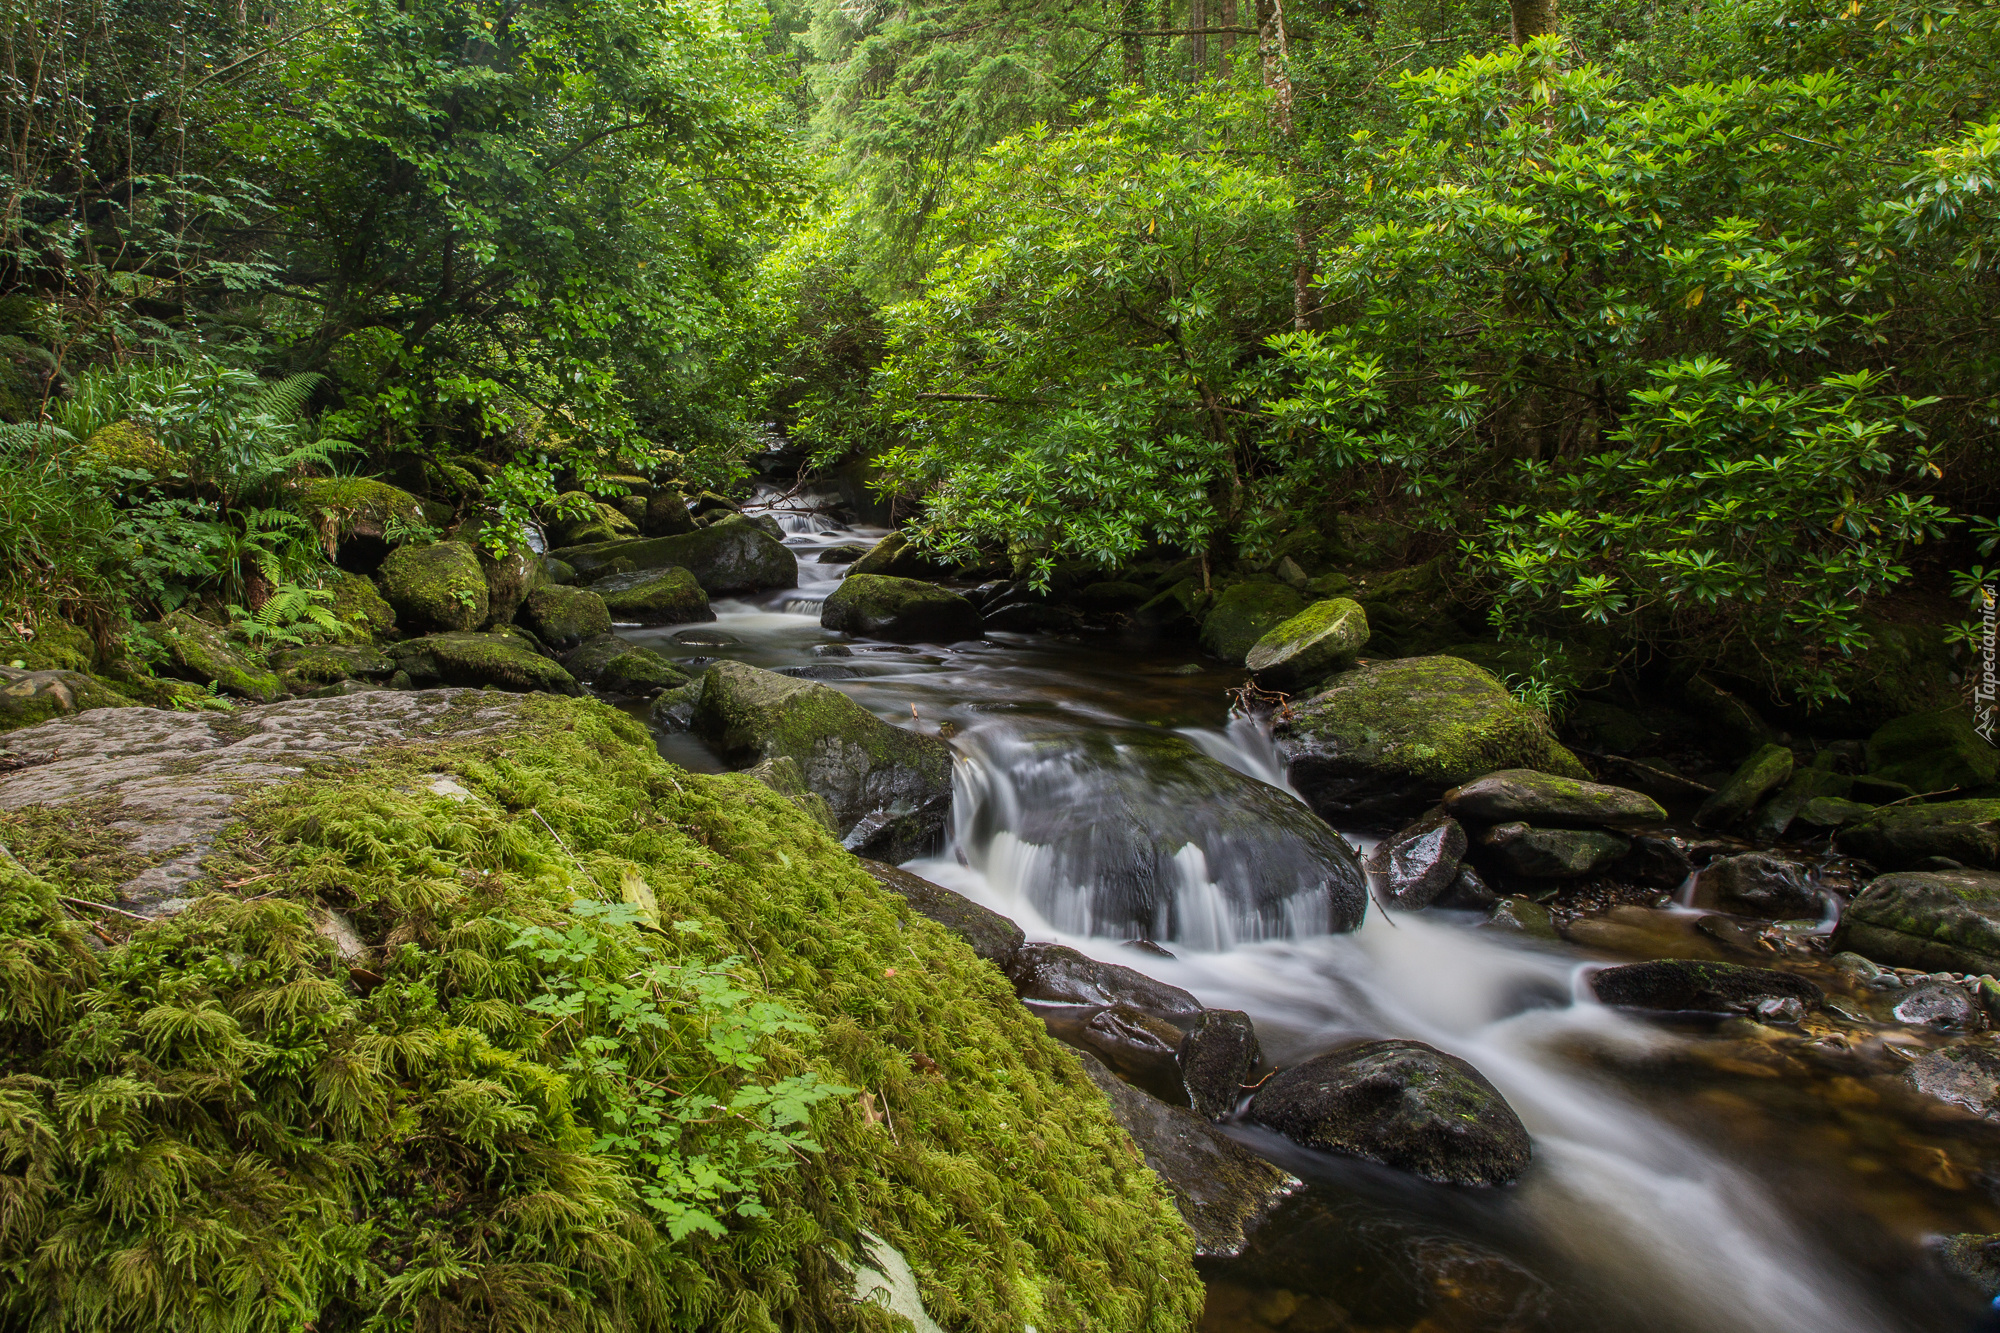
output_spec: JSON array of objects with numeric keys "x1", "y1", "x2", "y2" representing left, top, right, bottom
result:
[
  {"x1": 1274, "y1": 656, "x2": 1587, "y2": 825},
  {"x1": 1198, "y1": 582, "x2": 1306, "y2": 666},
  {"x1": 386, "y1": 631, "x2": 580, "y2": 695},
  {"x1": 1693, "y1": 744, "x2": 1793, "y2": 830},
  {"x1": 1248, "y1": 1039, "x2": 1533, "y2": 1187},
  {"x1": 589, "y1": 565, "x2": 714, "y2": 625},
  {"x1": 1244, "y1": 598, "x2": 1369, "y2": 689},
  {"x1": 848, "y1": 531, "x2": 952, "y2": 580},
  {"x1": 1443, "y1": 769, "x2": 1665, "y2": 828},
  {"x1": 1905, "y1": 1042, "x2": 2000, "y2": 1119},
  {"x1": 516, "y1": 584, "x2": 611, "y2": 648},
  {"x1": 1894, "y1": 981, "x2": 1981, "y2": 1031},
  {"x1": 552, "y1": 520, "x2": 797, "y2": 595},
  {"x1": 1836, "y1": 801, "x2": 2000, "y2": 872},
  {"x1": 694, "y1": 660, "x2": 953, "y2": 861},
  {"x1": 1832, "y1": 868, "x2": 2000, "y2": 975},
  {"x1": 1478, "y1": 822, "x2": 1629, "y2": 880},
  {"x1": 858, "y1": 859, "x2": 1024, "y2": 973},
  {"x1": 1179, "y1": 1008, "x2": 1261, "y2": 1121},
  {"x1": 1371, "y1": 809, "x2": 1468, "y2": 909},
  {"x1": 1588, "y1": 959, "x2": 1822, "y2": 1013},
  {"x1": 1695, "y1": 852, "x2": 1821, "y2": 919},
  {"x1": 562, "y1": 633, "x2": 690, "y2": 698},
  {"x1": 1011, "y1": 941, "x2": 1205, "y2": 1023},
  {"x1": 822, "y1": 574, "x2": 982, "y2": 642}
]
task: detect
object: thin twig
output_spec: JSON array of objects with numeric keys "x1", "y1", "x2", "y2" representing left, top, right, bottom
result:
[
  {"x1": 531, "y1": 807, "x2": 597, "y2": 887},
  {"x1": 59, "y1": 895, "x2": 149, "y2": 921}
]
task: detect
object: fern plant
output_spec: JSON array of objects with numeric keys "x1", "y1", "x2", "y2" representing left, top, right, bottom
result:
[{"x1": 227, "y1": 584, "x2": 346, "y2": 648}]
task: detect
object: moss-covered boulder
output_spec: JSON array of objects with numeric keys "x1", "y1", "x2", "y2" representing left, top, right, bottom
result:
[
  {"x1": 552, "y1": 522, "x2": 796, "y2": 596},
  {"x1": 1198, "y1": 582, "x2": 1305, "y2": 666},
  {"x1": 385, "y1": 631, "x2": 578, "y2": 695},
  {"x1": 517, "y1": 584, "x2": 611, "y2": 648},
  {"x1": 1249, "y1": 1040, "x2": 1532, "y2": 1187},
  {"x1": 1274, "y1": 656, "x2": 1588, "y2": 825},
  {"x1": 1836, "y1": 800, "x2": 2000, "y2": 871},
  {"x1": 328, "y1": 573, "x2": 396, "y2": 639},
  {"x1": 849, "y1": 531, "x2": 951, "y2": 580},
  {"x1": 1245, "y1": 598, "x2": 1369, "y2": 689},
  {"x1": 478, "y1": 541, "x2": 547, "y2": 628},
  {"x1": 1832, "y1": 870, "x2": 2000, "y2": 975},
  {"x1": 1133, "y1": 578, "x2": 1212, "y2": 636},
  {"x1": 1867, "y1": 708, "x2": 1998, "y2": 796},
  {"x1": 0, "y1": 691, "x2": 1202, "y2": 1327},
  {"x1": 563, "y1": 633, "x2": 690, "y2": 698},
  {"x1": 694, "y1": 660, "x2": 954, "y2": 861},
  {"x1": 1477, "y1": 822, "x2": 1629, "y2": 879},
  {"x1": 292, "y1": 477, "x2": 436, "y2": 571},
  {"x1": 822, "y1": 574, "x2": 981, "y2": 642},
  {"x1": 150, "y1": 611, "x2": 281, "y2": 702},
  {"x1": 1351, "y1": 559, "x2": 1472, "y2": 657},
  {"x1": 0, "y1": 617, "x2": 96, "y2": 673},
  {"x1": 544, "y1": 491, "x2": 640, "y2": 547},
  {"x1": 590, "y1": 566, "x2": 714, "y2": 626},
  {"x1": 1694, "y1": 743, "x2": 1794, "y2": 830},
  {"x1": 1443, "y1": 768, "x2": 1665, "y2": 827},
  {"x1": 269, "y1": 644, "x2": 394, "y2": 694},
  {"x1": 80, "y1": 418, "x2": 178, "y2": 471},
  {"x1": 379, "y1": 542, "x2": 489, "y2": 633},
  {"x1": 743, "y1": 756, "x2": 840, "y2": 834},
  {"x1": 0, "y1": 667, "x2": 138, "y2": 732},
  {"x1": 643, "y1": 489, "x2": 696, "y2": 537}
]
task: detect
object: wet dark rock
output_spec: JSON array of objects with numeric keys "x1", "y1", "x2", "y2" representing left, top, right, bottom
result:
[
  {"x1": 385, "y1": 632, "x2": 579, "y2": 695},
  {"x1": 847, "y1": 532, "x2": 952, "y2": 580},
  {"x1": 1275, "y1": 657, "x2": 1587, "y2": 825},
  {"x1": 812, "y1": 643, "x2": 853, "y2": 657},
  {"x1": 823, "y1": 574, "x2": 982, "y2": 642},
  {"x1": 1072, "y1": 1048, "x2": 1301, "y2": 1259},
  {"x1": 646, "y1": 681, "x2": 701, "y2": 734},
  {"x1": 563, "y1": 634, "x2": 689, "y2": 698},
  {"x1": 673, "y1": 627, "x2": 738, "y2": 646},
  {"x1": 1832, "y1": 869, "x2": 2000, "y2": 976},
  {"x1": 1614, "y1": 834, "x2": 1694, "y2": 890},
  {"x1": 1895, "y1": 981, "x2": 1981, "y2": 1030},
  {"x1": 552, "y1": 523, "x2": 797, "y2": 595},
  {"x1": 1443, "y1": 769, "x2": 1665, "y2": 828},
  {"x1": 1011, "y1": 942, "x2": 1204, "y2": 1023},
  {"x1": 1123, "y1": 939, "x2": 1176, "y2": 958},
  {"x1": 1796, "y1": 797, "x2": 1878, "y2": 829},
  {"x1": 1931, "y1": 1233, "x2": 2000, "y2": 1298},
  {"x1": 1180, "y1": 1009, "x2": 1261, "y2": 1121},
  {"x1": 1249, "y1": 1040, "x2": 1533, "y2": 1187},
  {"x1": 1198, "y1": 582, "x2": 1306, "y2": 666},
  {"x1": 1748, "y1": 767, "x2": 1854, "y2": 842},
  {"x1": 589, "y1": 565, "x2": 714, "y2": 625},
  {"x1": 1837, "y1": 801, "x2": 2000, "y2": 872},
  {"x1": 1074, "y1": 581, "x2": 1152, "y2": 614},
  {"x1": 1693, "y1": 744, "x2": 1794, "y2": 830},
  {"x1": 816, "y1": 543, "x2": 871, "y2": 563},
  {"x1": 1696, "y1": 852, "x2": 1821, "y2": 919},
  {"x1": 694, "y1": 660, "x2": 954, "y2": 861},
  {"x1": 858, "y1": 859, "x2": 1024, "y2": 973},
  {"x1": 1906, "y1": 1042, "x2": 2000, "y2": 1119},
  {"x1": 1078, "y1": 1003, "x2": 1187, "y2": 1090},
  {"x1": 1479, "y1": 822, "x2": 1629, "y2": 880},
  {"x1": 1589, "y1": 959, "x2": 1822, "y2": 1013},
  {"x1": 1433, "y1": 863, "x2": 1498, "y2": 911},
  {"x1": 1867, "y1": 708, "x2": 1999, "y2": 797},
  {"x1": 1371, "y1": 809, "x2": 1467, "y2": 909},
  {"x1": 1483, "y1": 897, "x2": 1559, "y2": 940}
]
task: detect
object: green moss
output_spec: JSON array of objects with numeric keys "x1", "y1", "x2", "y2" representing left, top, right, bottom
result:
[
  {"x1": 271, "y1": 644, "x2": 394, "y2": 691},
  {"x1": 293, "y1": 476, "x2": 430, "y2": 547},
  {"x1": 591, "y1": 567, "x2": 712, "y2": 626},
  {"x1": 81, "y1": 418, "x2": 179, "y2": 471},
  {"x1": 822, "y1": 574, "x2": 980, "y2": 642},
  {"x1": 1867, "y1": 708, "x2": 1998, "y2": 795},
  {"x1": 387, "y1": 631, "x2": 580, "y2": 695},
  {"x1": 1198, "y1": 582, "x2": 1305, "y2": 665},
  {"x1": 328, "y1": 572, "x2": 397, "y2": 638},
  {"x1": 1246, "y1": 597, "x2": 1368, "y2": 683},
  {"x1": 152, "y1": 611, "x2": 282, "y2": 702},
  {"x1": 520, "y1": 585, "x2": 613, "y2": 647},
  {"x1": 379, "y1": 542, "x2": 490, "y2": 633},
  {"x1": 0, "y1": 616, "x2": 96, "y2": 672},
  {"x1": 0, "y1": 694, "x2": 1201, "y2": 1332}
]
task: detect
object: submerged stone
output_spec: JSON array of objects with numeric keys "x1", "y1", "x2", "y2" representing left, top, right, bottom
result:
[
  {"x1": 1588, "y1": 959, "x2": 1822, "y2": 1013},
  {"x1": 1906, "y1": 1042, "x2": 2000, "y2": 1119},
  {"x1": 1249, "y1": 1039, "x2": 1533, "y2": 1187}
]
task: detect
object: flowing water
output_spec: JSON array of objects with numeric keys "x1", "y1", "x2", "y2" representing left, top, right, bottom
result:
[{"x1": 617, "y1": 487, "x2": 2000, "y2": 1333}]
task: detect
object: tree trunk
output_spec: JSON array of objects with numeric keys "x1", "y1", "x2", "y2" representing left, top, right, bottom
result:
[
  {"x1": 1508, "y1": 0, "x2": 1556, "y2": 44},
  {"x1": 1219, "y1": 0, "x2": 1237, "y2": 76},
  {"x1": 1191, "y1": 0, "x2": 1208, "y2": 78},
  {"x1": 1123, "y1": 0, "x2": 1147, "y2": 81}
]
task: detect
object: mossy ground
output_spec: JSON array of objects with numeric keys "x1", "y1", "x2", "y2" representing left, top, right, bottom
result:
[{"x1": 0, "y1": 695, "x2": 1200, "y2": 1332}]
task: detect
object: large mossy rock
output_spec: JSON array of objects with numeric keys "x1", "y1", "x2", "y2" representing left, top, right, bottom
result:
[
  {"x1": 1477, "y1": 822, "x2": 1629, "y2": 879},
  {"x1": 1444, "y1": 769, "x2": 1665, "y2": 827},
  {"x1": 552, "y1": 521, "x2": 797, "y2": 596},
  {"x1": 1249, "y1": 1040, "x2": 1532, "y2": 1187},
  {"x1": 858, "y1": 859, "x2": 1024, "y2": 973},
  {"x1": 1245, "y1": 598, "x2": 1368, "y2": 689},
  {"x1": 822, "y1": 574, "x2": 981, "y2": 643},
  {"x1": 150, "y1": 611, "x2": 281, "y2": 702},
  {"x1": 1836, "y1": 800, "x2": 2000, "y2": 871},
  {"x1": 385, "y1": 631, "x2": 579, "y2": 695},
  {"x1": 561, "y1": 634, "x2": 689, "y2": 698},
  {"x1": 292, "y1": 477, "x2": 438, "y2": 571},
  {"x1": 478, "y1": 542, "x2": 547, "y2": 628},
  {"x1": 1866, "y1": 708, "x2": 1998, "y2": 796},
  {"x1": 1693, "y1": 743, "x2": 1794, "y2": 830},
  {"x1": 517, "y1": 585, "x2": 612, "y2": 649},
  {"x1": 1589, "y1": 960, "x2": 1822, "y2": 1012},
  {"x1": 849, "y1": 532, "x2": 951, "y2": 580},
  {"x1": 693, "y1": 660, "x2": 954, "y2": 861},
  {"x1": 0, "y1": 692, "x2": 1203, "y2": 1325},
  {"x1": 589, "y1": 566, "x2": 714, "y2": 625},
  {"x1": 642, "y1": 489, "x2": 696, "y2": 537},
  {"x1": 379, "y1": 542, "x2": 489, "y2": 633},
  {"x1": 270, "y1": 644, "x2": 395, "y2": 694},
  {"x1": 0, "y1": 667, "x2": 137, "y2": 733},
  {"x1": 1832, "y1": 869, "x2": 2000, "y2": 976},
  {"x1": 1274, "y1": 656, "x2": 1587, "y2": 825},
  {"x1": 1198, "y1": 582, "x2": 1306, "y2": 666},
  {"x1": 329, "y1": 573, "x2": 397, "y2": 639}
]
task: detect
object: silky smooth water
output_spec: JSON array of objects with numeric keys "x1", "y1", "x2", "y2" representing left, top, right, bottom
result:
[{"x1": 616, "y1": 487, "x2": 1998, "y2": 1333}]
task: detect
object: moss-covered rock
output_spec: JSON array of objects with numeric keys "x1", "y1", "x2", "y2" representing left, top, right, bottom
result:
[
  {"x1": 822, "y1": 574, "x2": 981, "y2": 643},
  {"x1": 1477, "y1": 822, "x2": 1629, "y2": 879},
  {"x1": 81, "y1": 418, "x2": 179, "y2": 471},
  {"x1": 1133, "y1": 578, "x2": 1212, "y2": 636},
  {"x1": 1351, "y1": 559, "x2": 1471, "y2": 657},
  {"x1": 553, "y1": 523, "x2": 796, "y2": 596},
  {"x1": 545, "y1": 491, "x2": 640, "y2": 547},
  {"x1": 1274, "y1": 656, "x2": 1588, "y2": 825},
  {"x1": 0, "y1": 691, "x2": 1202, "y2": 1329},
  {"x1": 269, "y1": 644, "x2": 394, "y2": 693},
  {"x1": 1837, "y1": 801, "x2": 2000, "y2": 872},
  {"x1": 643, "y1": 489, "x2": 697, "y2": 537},
  {"x1": 857, "y1": 859, "x2": 1025, "y2": 973},
  {"x1": 1867, "y1": 708, "x2": 1997, "y2": 796},
  {"x1": 0, "y1": 667, "x2": 138, "y2": 732},
  {"x1": 385, "y1": 631, "x2": 578, "y2": 695},
  {"x1": 1748, "y1": 767, "x2": 1853, "y2": 842},
  {"x1": 563, "y1": 633, "x2": 690, "y2": 698},
  {"x1": 1832, "y1": 869, "x2": 2000, "y2": 974},
  {"x1": 292, "y1": 477, "x2": 435, "y2": 568},
  {"x1": 1443, "y1": 769, "x2": 1665, "y2": 827},
  {"x1": 150, "y1": 611, "x2": 281, "y2": 702},
  {"x1": 1198, "y1": 582, "x2": 1305, "y2": 666},
  {"x1": 1694, "y1": 743, "x2": 1794, "y2": 830},
  {"x1": 1245, "y1": 598, "x2": 1368, "y2": 689},
  {"x1": 328, "y1": 573, "x2": 396, "y2": 639},
  {"x1": 694, "y1": 660, "x2": 953, "y2": 861},
  {"x1": 518, "y1": 585, "x2": 612, "y2": 648},
  {"x1": 849, "y1": 532, "x2": 951, "y2": 580},
  {"x1": 479, "y1": 541, "x2": 547, "y2": 628},
  {"x1": 379, "y1": 542, "x2": 489, "y2": 633},
  {"x1": 0, "y1": 617, "x2": 96, "y2": 673},
  {"x1": 744, "y1": 755, "x2": 840, "y2": 834},
  {"x1": 590, "y1": 566, "x2": 714, "y2": 626}
]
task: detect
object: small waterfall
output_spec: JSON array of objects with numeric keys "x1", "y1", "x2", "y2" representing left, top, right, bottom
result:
[{"x1": 743, "y1": 483, "x2": 846, "y2": 535}]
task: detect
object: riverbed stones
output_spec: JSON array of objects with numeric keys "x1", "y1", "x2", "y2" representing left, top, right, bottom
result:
[
  {"x1": 1894, "y1": 981, "x2": 1981, "y2": 1030},
  {"x1": 1867, "y1": 708, "x2": 1998, "y2": 796},
  {"x1": 385, "y1": 632, "x2": 580, "y2": 695},
  {"x1": 1244, "y1": 598, "x2": 1369, "y2": 689},
  {"x1": 1371, "y1": 809, "x2": 1468, "y2": 909},
  {"x1": 379, "y1": 541, "x2": 489, "y2": 633},
  {"x1": 1837, "y1": 801, "x2": 2000, "y2": 871},
  {"x1": 1199, "y1": 583, "x2": 1306, "y2": 666},
  {"x1": 1275, "y1": 657, "x2": 1587, "y2": 825},
  {"x1": 1443, "y1": 769, "x2": 1665, "y2": 828},
  {"x1": 1932, "y1": 1233, "x2": 2000, "y2": 1298},
  {"x1": 1073, "y1": 1048, "x2": 1302, "y2": 1259},
  {"x1": 1010, "y1": 942, "x2": 1205, "y2": 1023},
  {"x1": 822, "y1": 574, "x2": 981, "y2": 642},
  {"x1": 1588, "y1": 960, "x2": 1822, "y2": 1013},
  {"x1": 552, "y1": 521, "x2": 797, "y2": 595},
  {"x1": 1248, "y1": 1040, "x2": 1533, "y2": 1187},
  {"x1": 1693, "y1": 744, "x2": 1794, "y2": 830},
  {"x1": 149, "y1": 611, "x2": 283, "y2": 702},
  {"x1": 588, "y1": 565, "x2": 713, "y2": 625},
  {"x1": 0, "y1": 667, "x2": 137, "y2": 732},
  {"x1": 1696, "y1": 852, "x2": 1822, "y2": 919},
  {"x1": 1906, "y1": 1042, "x2": 2000, "y2": 1119},
  {"x1": 1832, "y1": 869, "x2": 2000, "y2": 976},
  {"x1": 1479, "y1": 822, "x2": 1630, "y2": 880},
  {"x1": 1483, "y1": 896, "x2": 1559, "y2": 939},
  {"x1": 516, "y1": 584, "x2": 611, "y2": 648},
  {"x1": 694, "y1": 660, "x2": 953, "y2": 861},
  {"x1": 858, "y1": 859, "x2": 1024, "y2": 973},
  {"x1": 1179, "y1": 1008, "x2": 1261, "y2": 1121}
]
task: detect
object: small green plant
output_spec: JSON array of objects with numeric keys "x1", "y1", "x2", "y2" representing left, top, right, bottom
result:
[
  {"x1": 1505, "y1": 654, "x2": 1578, "y2": 721},
  {"x1": 227, "y1": 584, "x2": 345, "y2": 648}
]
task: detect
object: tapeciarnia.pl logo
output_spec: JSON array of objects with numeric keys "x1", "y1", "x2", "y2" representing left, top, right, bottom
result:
[{"x1": 1978, "y1": 584, "x2": 1998, "y2": 747}]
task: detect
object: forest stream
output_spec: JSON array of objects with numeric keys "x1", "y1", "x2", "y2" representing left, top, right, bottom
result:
[{"x1": 592, "y1": 487, "x2": 2000, "y2": 1333}]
